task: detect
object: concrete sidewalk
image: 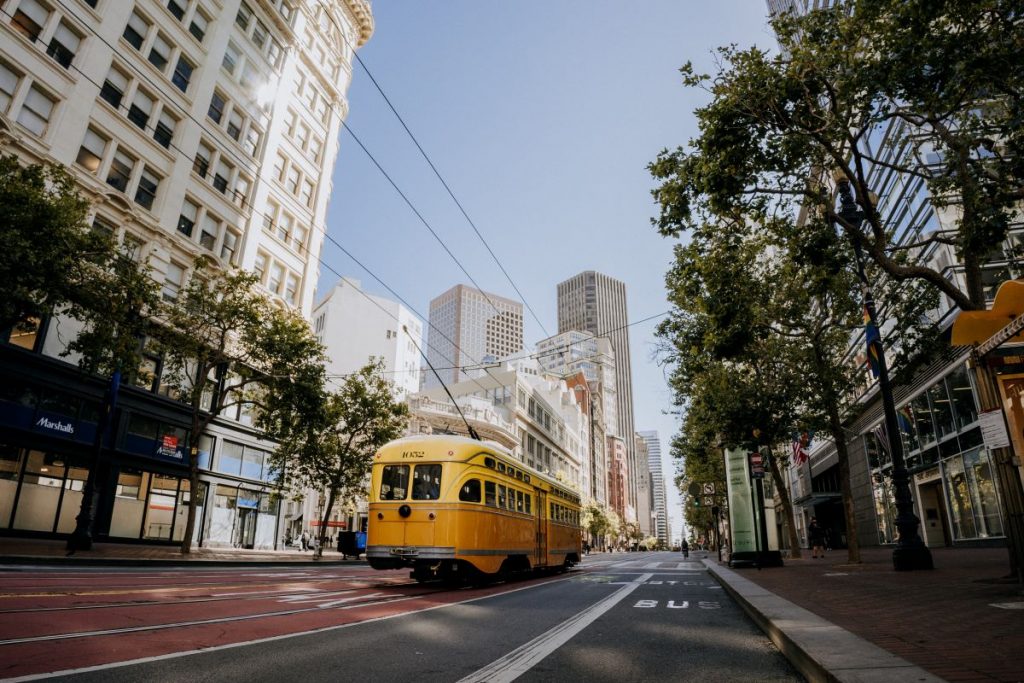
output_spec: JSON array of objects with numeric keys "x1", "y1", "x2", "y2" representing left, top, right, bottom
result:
[
  {"x1": 705, "y1": 546, "x2": 1024, "y2": 683},
  {"x1": 0, "y1": 536, "x2": 366, "y2": 566}
]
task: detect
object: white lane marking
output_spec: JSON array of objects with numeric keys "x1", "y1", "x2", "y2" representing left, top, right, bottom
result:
[
  {"x1": 0, "y1": 575, "x2": 576, "y2": 683},
  {"x1": 456, "y1": 573, "x2": 653, "y2": 683}
]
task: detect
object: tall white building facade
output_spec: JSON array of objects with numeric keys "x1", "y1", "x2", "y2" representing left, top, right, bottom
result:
[
  {"x1": 557, "y1": 271, "x2": 638, "y2": 520},
  {"x1": 639, "y1": 430, "x2": 671, "y2": 546},
  {"x1": 0, "y1": 0, "x2": 372, "y2": 548},
  {"x1": 313, "y1": 278, "x2": 423, "y2": 398},
  {"x1": 422, "y1": 284, "x2": 523, "y2": 390}
]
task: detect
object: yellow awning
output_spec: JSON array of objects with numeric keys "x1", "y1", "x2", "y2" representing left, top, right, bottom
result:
[{"x1": 951, "y1": 279, "x2": 1024, "y2": 346}]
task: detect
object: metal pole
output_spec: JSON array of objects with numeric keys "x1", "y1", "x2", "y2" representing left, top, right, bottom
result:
[{"x1": 839, "y1": 180, "x2": 932, "y2": 570}]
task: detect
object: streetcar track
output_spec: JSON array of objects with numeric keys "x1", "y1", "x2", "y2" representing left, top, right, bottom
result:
[{"x1": 0, "y1": 574, "x2": 403, "y2": 597}]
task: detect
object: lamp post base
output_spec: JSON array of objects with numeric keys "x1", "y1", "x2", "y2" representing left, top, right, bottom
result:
[{"x1": 893, "y1": 542, "x2": 934, "y2": 571}]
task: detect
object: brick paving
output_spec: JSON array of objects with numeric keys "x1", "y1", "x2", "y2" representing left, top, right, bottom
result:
[{"x1": 726, "y1": 546, "x2": 1024, "y2": 683}]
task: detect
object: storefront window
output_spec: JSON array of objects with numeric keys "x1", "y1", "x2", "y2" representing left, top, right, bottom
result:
[
  {"x1": 943, "y1": 456, "x2": 977, "y2": 539},
  {"x1": 0, "y1": 444, "x2": 21, "y2": 528},
  {"x1": 912, "y1": 393, "x2": 936, "y2": 446},
  {"x1": 871, "y1": 469, "x2": 897, "y2": 544},
  {"x1": 175, "y1": 480, "x2": 206, "y2": 544},
  {"x1": 5, "y1": 317, "x2": 43, "y2": 351},
  {"x1": 197, "y1": 434, "x2": 214, "y2": 470},
  {"x1": 897, "y1": 403, "x2": 918, "y2": 454},
  {"x1": 963, "y1": 448, "x2": 1003, "y2": 537},
  {"x1": 209, "y1": 484, "x2": 238, "y2": 546},
  {"x1": 110, "y1": 468, "x2": 146, "y2": 538},
  {"x1": 144, "y1": 474, "x2": 180, "y2": 540},
  {"x1": 241, "y1": 448, "x2": 263, "y2": 480},
  {"x1": 928, "y1": 381, "x2": 956, "y2": 440},
  {"x1": 13, "y1": 451, "x2": 66, "y2": 532},
  {"x1": 55, "y1": 455, "x2": 89, "y2": 533},
  {"x1": 947, "y1": 366, "x2": 978, "y2": 429}
]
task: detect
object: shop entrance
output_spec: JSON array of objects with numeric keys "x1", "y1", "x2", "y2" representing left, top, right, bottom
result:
[
  {"x1": 917, "y1": 479, "x2": 952, "y2": 547},
  {"x1": 235, "y1": 507, "x2": 257, "y2": 549}
]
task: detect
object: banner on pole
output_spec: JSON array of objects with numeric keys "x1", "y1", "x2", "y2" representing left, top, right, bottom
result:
[{"x1": 725, "y1": 447, "x2": 756, "y2": 554}]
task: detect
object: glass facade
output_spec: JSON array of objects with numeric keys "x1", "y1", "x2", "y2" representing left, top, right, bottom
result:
[{"x1": 865, "y1": 363, "x2": 1004, "y2": 544}]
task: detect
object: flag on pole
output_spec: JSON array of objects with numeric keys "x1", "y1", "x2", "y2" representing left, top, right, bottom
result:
[
  {"x1": 863, "y1": 306, "x2": 881, "y2": 378},
  {"x1": 791, "y1": 431, "x2": 812, "y2": 466}
]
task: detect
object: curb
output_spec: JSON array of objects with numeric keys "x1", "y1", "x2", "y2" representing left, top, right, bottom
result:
[{"x1": 703, "y1": 559, "x2": 946, "y2": 683}]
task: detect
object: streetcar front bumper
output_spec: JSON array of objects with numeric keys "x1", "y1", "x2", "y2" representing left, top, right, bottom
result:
[{"x1": 365, "y1": 545, "x2": 456, "y2": 568}]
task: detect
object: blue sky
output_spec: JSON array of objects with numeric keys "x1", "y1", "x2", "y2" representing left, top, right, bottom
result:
[{"x1": 319, "y1": 0, "x2": 775, "y2": 540}]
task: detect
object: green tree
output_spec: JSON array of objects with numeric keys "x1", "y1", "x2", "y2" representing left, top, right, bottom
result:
[
  {"x1": 276, "y1": 359, "x2": 409, "y2": 559},
  {"x1": 582, "y1": 502, "x2": 612, "y2": 550},
  {"x1": 0, "y1": 155, "x2": 125, "y2": 337},
  {"x1": 650, "y1": 0, "x2": 1022, "y2": 312},
  {"x1": 153, "y1": 259, "x2": 326, "y2": 554}
]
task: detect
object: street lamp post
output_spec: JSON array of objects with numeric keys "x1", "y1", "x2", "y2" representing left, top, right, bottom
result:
[{"x1": 833, "y1": 176, "x2": 933, "y2": 571}]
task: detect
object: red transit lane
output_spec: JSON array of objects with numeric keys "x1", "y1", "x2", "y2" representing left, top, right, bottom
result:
[{"x1": 0, "y1": 566, "x2": 575, "y2": 679}]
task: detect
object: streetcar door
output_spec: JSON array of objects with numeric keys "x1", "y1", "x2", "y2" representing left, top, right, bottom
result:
[{"x1": 535, "y1": 490, "x2": 547, "y2": 567}]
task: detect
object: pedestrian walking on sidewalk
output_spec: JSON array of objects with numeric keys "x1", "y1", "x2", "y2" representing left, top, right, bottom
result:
[
  {"x1": 681, "y1": 539, "x2": 689, "y2": 558},
  {"x1": 300, "y1": 530, "x2": 309, "y2": 551},
  {"x1": 808, "y1": 518, "x2": 825, "y2": 558}
]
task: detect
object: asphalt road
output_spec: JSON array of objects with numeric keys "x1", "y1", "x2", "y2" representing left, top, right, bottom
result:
[{"x1": 0, "y1": 551, "x2": 801, "y2": 682}]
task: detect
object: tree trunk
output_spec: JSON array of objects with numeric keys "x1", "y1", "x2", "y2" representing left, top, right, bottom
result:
[
  {"x1": 828, "y1": 404, "x2": 861, "y2": 564},
  {"x1": 316, "y1": 485, "x2": 338, "y2": 561},
  {"x1": 766, "y1": 445, "x2": 802, "y2": 559}
]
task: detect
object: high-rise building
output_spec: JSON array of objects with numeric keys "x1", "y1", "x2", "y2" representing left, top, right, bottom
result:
[
  {"x1": 422, "y1": 284, "x2": 523, "y2": 390},
  {"x1": 536, "y1": 330, "x2": 617, "y2": 505},
  {"x1": 0, "y1": 0, "x2": 372, "y2": 548},
  {"x1": 557, "y1": 271, "x2": 637, "y2": 518},
  {"x1": 313, "y1": 278, "x2": 423, "y2": 398},
  {"x1": 634, "y1": 434, "x2": 652, "y2": 537},
  {"x1": 639, "y1": 430, "x2": 671, "y2": 546}
]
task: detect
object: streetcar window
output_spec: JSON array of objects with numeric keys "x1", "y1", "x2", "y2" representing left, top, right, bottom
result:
[
  {"x1": 412, "y1": 464, "x2": 441, "y2": 500},
  {"x1": 498, "y1": 484, "x2": 506, "y2": 508},
  {"x1": 380, "y1": 465, "x2": 409, "y2": 500},
  {"x1": 515, "y1": 470, "x2": 523, "y2": 481},
  {"x1": 516, "y1": 490, "x2": 524, "y2": 513},
  {"x1": 484, "y1": 457, "x2": 495, "y2": 469},
  {"x1": 485, "y1": 481, "x2": 496, "y2": 506},
  {"x1": 459, "y1": 479, "x2": 481, "y2": 503},
  {"x1": 523, "y1": 475, "x2": 530, "y2": 484},
  {"x1": 497, "y1": 462, "x2": 506, "y2": 473},
  {"x1": 525, "y1": 494, "x2": 531, "y2": 514}
]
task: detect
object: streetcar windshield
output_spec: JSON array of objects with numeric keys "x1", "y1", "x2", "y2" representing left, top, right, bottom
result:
[
  {"x1": 380, "y1": 465, "x2": 409, "y2": 500},
  {"x1": 411, "y1": 464, "x2": 441, "y2": 500}
]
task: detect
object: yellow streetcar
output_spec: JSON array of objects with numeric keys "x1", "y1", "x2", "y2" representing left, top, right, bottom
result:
[{"x1": 366, "y1": 434, "x2": 583, "y2": 582}]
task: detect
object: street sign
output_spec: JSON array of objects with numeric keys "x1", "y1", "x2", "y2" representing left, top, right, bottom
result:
[
  {"x1": 749, "y1": 452, "x2": 765, "y2": 479},
  {"x1": 702, "y1": 495, "x2": 715, "y2": 506},
  {"x1": 702, "y1": 483, "x2": 715, "y2": 495}
]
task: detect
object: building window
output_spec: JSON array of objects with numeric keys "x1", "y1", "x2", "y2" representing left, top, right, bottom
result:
[
  {"x1": 243, "y1": 127, "x2": 261, "y2": 156},
  {"x1": 11, "y1": 0, "x2": 49, "y2": 43},
  {"x1": 227, "y1": 110, "x2": 242, "y2": 141},
  {"x1": 285, "y1": 275, "x2": 299, "y2": 305},
  {"x1": 276, "y1": 211, "x2": 292, "y2": 242},
  {"x1": 172, "y1": 55, "x2": 193, "y2": 92},
  {"x1": 163, "y1": 262, "x2": 184, "y2": 302},
  {"x1": 148, "y1": 33, "x2": 171, "y2": 71},
  {"x1": 292, "y1": 224, "x2": 307, "y2": 252},
  {"x1": 192, "y1": 141, "x2": 212, "y2": 178},
  {"x1": 222, "y1": 42, "x2": 240, "y2": 75},
  {"x1": 253, "y1": 252, "x2": 267, "y2": 281},
  {"x1": 123, "y1": 11, "x2": 150, "y2": 51},
  {"x1": 213, "y1": 159, "x2": 231, "y2": 194},
  {"x1": 46, "y1": 22, "x2": 81, "y2": 69},
  {"x1": 199, "y1": 214, "x2": 218, "y2": 250},
  {"x1": 105, "y1": 149, "x2": 134, "y2": 192},
  {"x1": 177, "y1": 198, "x2": 198, "y2": 237},
  {"x1": 16, "y1": 85, "x2": 55, "y2": 137},
  {"x1": 285, "y1": 167, "x2": 299, "y2": 194},
  {"x1": 76, "y1": 127, "x2": 107, "y2": 173},
  {"x1": 221, "y1": 230, "x2": 239, "y2": 263},
  {"x1": 0, "y1": 62, "x2": 19, "y2": 113},
  {"x1": 154, "y1": 109, "x2": 176, "y2": 148},
  {"x1": 268, "y1": 263, "x2": 284, "y2": 294},
  {"x1": 166, "y1": 0, "x2": 185, "y2": 21},
  {"x1": 235, "y1": 2, "x2": 253, "y2": 31},
  {"x1": 100, "y1": 66, "x2": 128, "y2": 109},
  {"x1": 207, "y1": 91, "x2": 225, "y2": 124},
  {"x1": 189, "y1": 10, "x2": 208, "y2": 42},
  {"x1": 127, "y1": 90, "x2": 154, "y2": 130},
  {"x1": 134, "y1": 167, "x2": 160, "y2": 210},
  {"x1": 300, "y1": 179, "x2": 314, "y2": 208}
]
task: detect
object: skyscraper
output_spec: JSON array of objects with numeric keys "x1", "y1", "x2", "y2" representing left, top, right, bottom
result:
[
  {"x1": 423, "y1": 284, "x2": 523, "y2": 389},
  {"x1": 557, "y1": 271, "x2": 637, "y2": 518},
  {"x1": 639, "y1": 430, "x2": 671, "y2": 546}
]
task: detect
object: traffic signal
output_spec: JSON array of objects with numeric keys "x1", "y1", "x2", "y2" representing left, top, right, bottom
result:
[{"x1": 692, "y1": 496, "x2": 701, "y2": 508}]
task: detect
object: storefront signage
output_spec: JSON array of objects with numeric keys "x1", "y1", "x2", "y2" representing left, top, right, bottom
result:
[
  {"x1": 725, "y1": 447, "x2": 756, "y2": 554},
  {"x1": 749, "y1": 451, "x2": 765, "y2": 478},
  {"x1": 35, "y1": 414, "x2": 75, "y2": 436},
  {"x1": 979, "y1": 408, "x2": 1011, "y2": 450},
  {"x1": 158, "y1": 434, "x2": 179, "y2": 458}
]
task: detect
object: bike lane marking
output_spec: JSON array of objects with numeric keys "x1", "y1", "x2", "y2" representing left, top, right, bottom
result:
[{"x1": 455, "y1": 573, "x2": 653, "y2": 683}]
